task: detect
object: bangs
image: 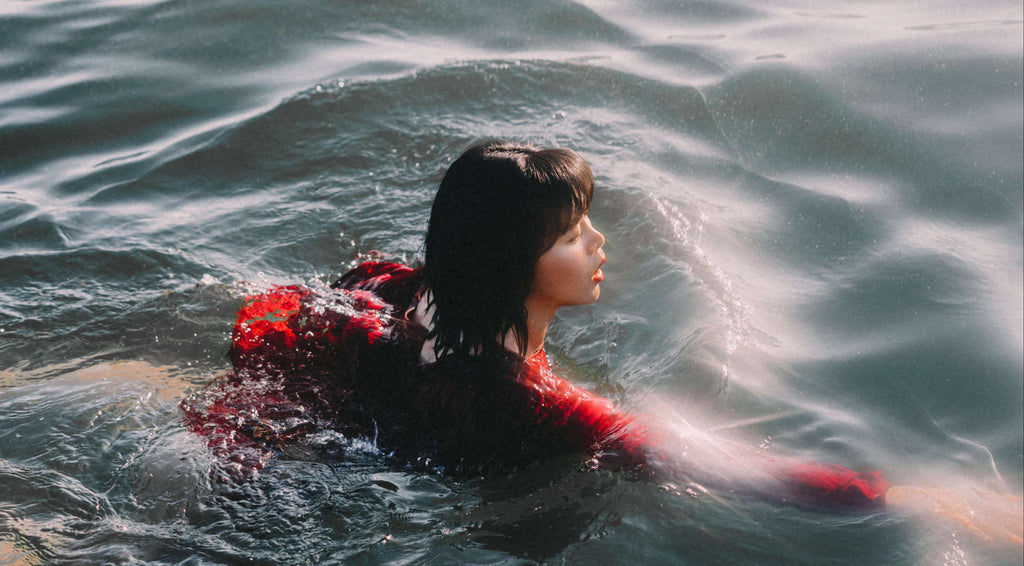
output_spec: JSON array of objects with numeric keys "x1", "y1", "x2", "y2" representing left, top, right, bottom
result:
[{"x1": 529, "y1": 148, "x2": 594, "y2": 250}]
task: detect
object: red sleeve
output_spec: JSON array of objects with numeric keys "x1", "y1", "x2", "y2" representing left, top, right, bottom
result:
[
  {"x1": 517, "y1": 352, "x2": 650, "y2": 466},
  {"x1": 516, "y1": 353, "x2": 889, "y2": 508},
  {"x1": 780, "y1": 462, "x2": 889, "y2": 508}
]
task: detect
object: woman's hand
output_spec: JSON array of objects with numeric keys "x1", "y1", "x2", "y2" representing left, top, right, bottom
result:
[{"x1": 886, "y1": 485, "x2": 1023, "y2": 545}]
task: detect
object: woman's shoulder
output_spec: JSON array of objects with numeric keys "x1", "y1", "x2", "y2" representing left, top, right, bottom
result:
[
  {"x1": 332, "y1": 260, "x2": 417, "y2": 288},
  {"x1": 332, "y1": 260, "x2": 424, "y2": 311}
]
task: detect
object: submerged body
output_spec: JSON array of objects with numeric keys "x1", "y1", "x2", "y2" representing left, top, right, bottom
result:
[{"x1": 182, "y1": 261, "x2": 888, "y2": 508}]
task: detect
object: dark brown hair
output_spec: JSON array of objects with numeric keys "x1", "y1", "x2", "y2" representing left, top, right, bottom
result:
[{"x1": 423, "y1": 141, "x2": 594, "y2": 359}]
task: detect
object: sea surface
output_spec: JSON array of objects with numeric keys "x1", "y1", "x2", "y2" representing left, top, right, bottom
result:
[{"x1": 1, "y1": 1, "x2": 1022, "y2": 564}]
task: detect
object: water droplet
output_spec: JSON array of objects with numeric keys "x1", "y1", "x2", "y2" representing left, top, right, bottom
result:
[{"x1": 684, "y1": 483, "x2": 708, "y2": 498}]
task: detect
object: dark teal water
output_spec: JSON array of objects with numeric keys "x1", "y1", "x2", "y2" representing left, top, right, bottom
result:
[{"x1": 1, "y1": 1, "x2": 1021, "y2": 564}]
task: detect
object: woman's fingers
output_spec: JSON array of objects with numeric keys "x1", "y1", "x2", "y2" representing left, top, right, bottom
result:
[{"x1": 887, "y1": 485, "x2": 1023, "y2": 546}]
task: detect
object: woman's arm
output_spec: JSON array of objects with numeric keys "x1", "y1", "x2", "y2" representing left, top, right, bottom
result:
[{"x1": 519, "y1": 354, "x2": 889, "y2": 509}]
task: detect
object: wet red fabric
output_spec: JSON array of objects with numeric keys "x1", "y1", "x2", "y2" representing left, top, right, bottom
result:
[
  {"x1": 232, "y1": 286, "x2": 307, "y2": 351},
  {"x1": 517, "y1": 350, "x2": 646, "y2": 460},
  {"x1": 182, "y1": 261, "x2": 888, "y2": 507},
  {"x1": 785, "y1": 463, "x2": 889, "y2": 508}
]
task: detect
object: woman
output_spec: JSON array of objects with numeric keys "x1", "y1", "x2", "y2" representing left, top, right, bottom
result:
[
  {"x1": 182, "y1": 142, "x2": 1022, "y2": 529},
  {"x1": 184, "y1": 142, "x2": 651, "y2": 480}
]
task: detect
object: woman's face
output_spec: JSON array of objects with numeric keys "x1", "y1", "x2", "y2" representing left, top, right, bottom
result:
[{"x1": 527, "y1": 215, "x2": 607, "y2": 312}]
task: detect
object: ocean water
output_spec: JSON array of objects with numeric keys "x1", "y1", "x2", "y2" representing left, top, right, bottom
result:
[{"x1": 1, "y1": 0, "x2": 1021, "y2": 564}]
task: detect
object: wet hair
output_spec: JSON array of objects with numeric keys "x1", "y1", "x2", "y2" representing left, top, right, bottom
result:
[{"x1": 423, "y1": 141, "x2": 594, "y2": 359}]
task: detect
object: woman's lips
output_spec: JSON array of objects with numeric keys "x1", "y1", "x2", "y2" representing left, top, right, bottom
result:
[{"x1": 592, "y1": 257, "x2": 606, "y2": 282}]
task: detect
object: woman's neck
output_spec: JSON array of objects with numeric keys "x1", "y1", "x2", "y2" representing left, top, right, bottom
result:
[{"x1": 522, "y1": 298, "x2": 557, "y2": 357}]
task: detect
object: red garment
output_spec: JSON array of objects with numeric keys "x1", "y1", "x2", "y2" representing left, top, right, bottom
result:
[{"x1": 181, "y1": 261, "x2": 888, "y2": 507}]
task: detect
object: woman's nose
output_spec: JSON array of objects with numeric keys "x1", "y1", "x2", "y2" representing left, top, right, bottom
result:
[{"x1": 587, "y1": 219, "x2": 606, "y2": 250}]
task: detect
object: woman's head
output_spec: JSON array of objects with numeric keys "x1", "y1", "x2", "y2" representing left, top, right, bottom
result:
[{"x1": 424, "y1": 141, "x2": 595, "y2": 359}]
